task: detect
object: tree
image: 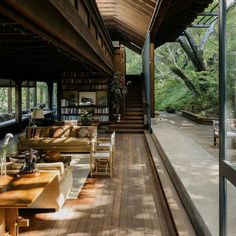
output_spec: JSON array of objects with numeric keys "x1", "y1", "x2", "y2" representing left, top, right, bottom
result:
[
  {"x1": 155, "y1": 16, "x2": 219, "y2": 115},
  {"x1": 126, "y1": 48, "x2": 142, "y2": 75}
]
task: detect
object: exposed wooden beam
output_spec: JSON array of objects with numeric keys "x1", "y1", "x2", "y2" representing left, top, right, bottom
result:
[
  {"x1": 0, "y1": 0, "x2": 113, "y2": 74},
  {"x1": 120, "y1": 39, "x2": 142, "y2": 54},
  {"x1": 149, "y1": 0, "x2": 172, "y2": 40},
  {"x1": 119, "y1": 0, "x2": 154, "y2": 17},
  {"x1": 105, "y1": 18, "x2": 145, "y2": 45}
]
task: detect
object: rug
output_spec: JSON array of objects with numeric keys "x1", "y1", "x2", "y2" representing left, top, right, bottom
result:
[{"x1": 67, "y1": 154, "x2": 90, "y2": 199}]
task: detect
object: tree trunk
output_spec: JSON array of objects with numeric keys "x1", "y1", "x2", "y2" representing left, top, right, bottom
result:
[{"x1": 170, "y1": 66, "x2": 199, "y2": 97}]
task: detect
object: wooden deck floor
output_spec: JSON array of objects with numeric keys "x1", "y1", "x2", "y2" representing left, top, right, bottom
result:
[{"x1": 20, "y1": 134, "x2": 176, "y2": 236}]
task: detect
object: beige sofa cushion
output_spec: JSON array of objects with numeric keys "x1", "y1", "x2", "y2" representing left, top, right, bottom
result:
[{"x1": 19, "y1": 125, "x2": 97, "y2": 153}]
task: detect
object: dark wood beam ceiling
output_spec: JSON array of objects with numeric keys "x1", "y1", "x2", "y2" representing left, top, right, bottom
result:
[
  {"x1": 150, "y1": 0, "x2": 214, "y2": 47},
  {"x1": 96, "y1": 0, "x2": 157, "y2": 49},
  {"x1": 96, "y1": 0, "x2": 213, "y2": 52},
  {"x1": 0, "y1": 0, "x2": 114, "y2": 79},
  {"x1": 0, "y1": 13, "x2": 96, "y2": 81}
]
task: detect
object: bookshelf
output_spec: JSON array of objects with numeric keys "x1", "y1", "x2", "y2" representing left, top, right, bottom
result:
[{"x1": 61, "y1": 72, "x2": 110, "y2": 123}]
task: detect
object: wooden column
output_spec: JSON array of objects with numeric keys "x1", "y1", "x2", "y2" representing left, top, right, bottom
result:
[
  {"x1": 150, "y1": 41, "x2": 155, "y2": 118},
  {"x1": 15, "y1": 81, "x2": 22, "y2": 130},
  {"x1": 26, "y1": 82, "x2": 30, "y2": 111},
  {"x1": 57, "y1": 79, "x2": 62, "y2": 120},
  {"x1": 7, "y1": 87, "x2": 12, "y2": 114},
  {"x1": 47, "y1": 81, "x2": 54, "y2": 111},
  {"x1": 33, "y1": 84, "x2": 37, "y2": 108}
]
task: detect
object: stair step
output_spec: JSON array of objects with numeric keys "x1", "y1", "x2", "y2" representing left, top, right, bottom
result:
[
  {"x1": 125, "y1": 103, "x2": 142, "y2": 108},
  {"x1": 108, "y1": 128, "x2": 145, "y2": 134},
  {"x1": 125, "y1": 116, "x2": 144, "y2": 120},
  {"x1": 109, "y1": 124, "x2": 145, "y2": 129},
  {"x1": 125, "y1": 109, "x2": 143, "y2": 112},
  {"x1": 126, "y1": 99, "x2": 141, "y2": 101},
  {"x1": 119, "y1": 119, "x2": 144, "y2": 124},
  {"x1": 125, "y1": 111, "x2": 144, "y2": 115}
]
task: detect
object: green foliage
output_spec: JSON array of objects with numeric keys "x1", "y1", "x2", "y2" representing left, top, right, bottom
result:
[
  {"x1": 155, "y1": 19, "x2": 219, "y2": 116},
  {"x1": 126, "y1": 48, "x2": 142, "y2": 75},
  {"x1": 109, "y1": 73, "x2": 127, "y2": 117},
  {"x1": 155, "y1": 79, "x2": 192, "y2": 111},
  {"x1": 0, "y1": 88, "x2": 8, "y2": 113},
  {"x1": 80, "y1": 110, "x2": 93, "y2": 125}
]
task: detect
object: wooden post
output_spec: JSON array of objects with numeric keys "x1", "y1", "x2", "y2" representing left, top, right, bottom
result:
[
  {"x1": 57, "y1": 79, "x2": 62, "y2": 120},
  {"x1": 26, "y1": 82, "x2": 30, "y2": 111},
  {"x1": 150, "y1": 41, "x2": 155, "y2": 118},
  {"x1": 15, "y1": 81, "x2": 22, "y2": 130},
  {"x1": 7, "y1": 87, "x2": 12, "y2": 114},
  {"x1": 33, "y1": 83, "x2": 37, "y2": 108},
  {"x1": 47, "y1": 81, "x2": 54, "y2": 111},
  {"x1": 5, "y1": 208, "x2": 19, "y2": 236}
]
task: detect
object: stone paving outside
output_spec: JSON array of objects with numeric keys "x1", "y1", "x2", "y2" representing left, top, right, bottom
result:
[
  {"x1": 155, "y1": 111, "x2": 219, "y2": 159},
  {"x1": 152, "y1": 111, "x2": 236, "y2": 236}
]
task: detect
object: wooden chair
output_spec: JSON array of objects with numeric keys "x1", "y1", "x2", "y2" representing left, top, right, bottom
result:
[
  {"x1": 213, "y1": 119, "x2": 236, "y2": 146},
  {"x1": 90, "y1": 132, "x2": 115, "y2": 177},
  {"x1": 97, "y1": 131, "x2": 115, "y2": 159},
  {"x1": 213, "y1": 120, "x2": 219, "y2": 146}
]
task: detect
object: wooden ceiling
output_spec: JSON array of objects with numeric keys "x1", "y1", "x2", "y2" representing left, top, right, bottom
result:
[
  {"x1": 0, "y1": 0, "x2": 114, "y2": 81},
  {"x1": 96, "y1": 0, "x2": 213, "y2": 53},
  {"x1": 0, "y1": 13, "x2": 85, "y2": 81},
  {"x1": 96, "y1": 0, "x2": 158, "y2": 54}
]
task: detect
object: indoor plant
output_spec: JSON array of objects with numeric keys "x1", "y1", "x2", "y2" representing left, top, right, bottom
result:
[
  {"x1": 80, "y1": 110, "x2": 93, "y2": 126},
  {"x1": 109, "y1": 73, "x2": 127, "y2": 121}
]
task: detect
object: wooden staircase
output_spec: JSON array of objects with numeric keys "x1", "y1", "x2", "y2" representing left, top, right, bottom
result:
[{"x1": 109, "y1": 78, "x2": 146, "y2": 133}]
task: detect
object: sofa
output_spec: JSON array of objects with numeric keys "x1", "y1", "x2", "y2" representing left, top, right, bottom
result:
[{"x1": 18, "y1": 125, "x2": 97, "y2": 153}]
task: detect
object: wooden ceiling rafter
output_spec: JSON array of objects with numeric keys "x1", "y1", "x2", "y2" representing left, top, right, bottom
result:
[
  {"x1": 119, "y1": 39, "x2": 142, "y2": 54},
  {"x1": 96, "y1": 0, "x2": 156, "y2": 49},
  {"x1": 109, "y1": 29, "x2": 143, "y2": 48},
  {"x1": 119, "y1": 0, "x2": 153, "y2": 17},
  {"x1": 97, "y1": 0, "x2": 213, "y2": 52},
  {"x1": 105, "y1": 19, "x2": 145, "y2": 46},
  {"x1": 149, "y1": 0, "x2": 213, "y2": 47}
]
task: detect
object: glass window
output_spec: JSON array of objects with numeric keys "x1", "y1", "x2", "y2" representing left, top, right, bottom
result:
[{"x1": 226, "y1": 1, "x2": 236, "y2": 164}]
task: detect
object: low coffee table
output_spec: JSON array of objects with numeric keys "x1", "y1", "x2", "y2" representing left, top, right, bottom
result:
[{"x1": 0, "y1": 171, "x2": 58, "y2": 236}]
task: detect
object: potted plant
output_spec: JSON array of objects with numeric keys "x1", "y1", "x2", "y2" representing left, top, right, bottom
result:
[
  {"x1": 109, "y1": 73, "x2": 127, "y2": 121},
  {"x1": 80, "y1": 110, "x2": 93, "y2": 126}
]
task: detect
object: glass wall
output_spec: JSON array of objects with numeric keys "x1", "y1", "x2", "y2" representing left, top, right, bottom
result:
[
  {"x1": 220, "y1": 0, "x2": 236, "y2": 235},
  {"x1": 36, "y1": 82, "x2": 48, "y2": 108}
]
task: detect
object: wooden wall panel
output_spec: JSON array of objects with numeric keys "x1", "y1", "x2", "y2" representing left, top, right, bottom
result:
[{"x1": 79, "y1": 2, "x2": 89, "y2": 26}]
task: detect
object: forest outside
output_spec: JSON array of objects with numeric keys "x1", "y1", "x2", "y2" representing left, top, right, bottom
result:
[
  {"x1": 125, "y1": 2, "x2": 221, "y2": 118},
  {"x1": 154, "y1": 2, "x2": 220, "y2": 118}
]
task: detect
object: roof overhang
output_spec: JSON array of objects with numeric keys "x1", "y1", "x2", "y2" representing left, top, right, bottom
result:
[{"x1": 96, "y1": 0, "x2": 213, "y2": 53}]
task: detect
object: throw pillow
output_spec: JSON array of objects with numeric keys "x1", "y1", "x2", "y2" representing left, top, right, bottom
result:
[
  {"x1": 63, "y1": 126, "x2": 71, "y2": 137},
  {"x1": 77, "y1": 127, "x2": 91, "y2": 138},
  {"x1": 52, "y1": 127, "x2": 65, "y2": 138}
]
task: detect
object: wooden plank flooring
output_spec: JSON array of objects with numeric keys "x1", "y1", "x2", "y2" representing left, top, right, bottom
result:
[{"x1": 19, "y1": 134, "x2": 176, "y2": 236}]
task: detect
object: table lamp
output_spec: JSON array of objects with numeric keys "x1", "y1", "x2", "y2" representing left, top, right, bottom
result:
[{"x1": 32, "y1": 108, "x2": 44, "y2": 126}]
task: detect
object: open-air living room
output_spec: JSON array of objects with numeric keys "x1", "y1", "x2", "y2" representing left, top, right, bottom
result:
[{"x1": 1, "y1": 0, "x2": 236, "y2": 236}]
